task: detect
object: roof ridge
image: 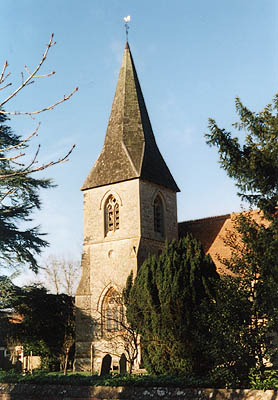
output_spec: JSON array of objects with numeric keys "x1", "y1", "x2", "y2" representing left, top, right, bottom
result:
[{"x1": 179, "y1": 214, "x2": 231, "y2": 225}]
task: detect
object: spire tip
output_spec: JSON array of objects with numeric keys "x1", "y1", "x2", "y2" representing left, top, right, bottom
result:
[{"x1": 123, "y1": 15, "x2": 131, "y2": 43}]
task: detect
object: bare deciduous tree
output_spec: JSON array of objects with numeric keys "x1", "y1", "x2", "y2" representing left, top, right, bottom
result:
[
  {"x1": 96, "y1": 293, "x2": 141, "y2": 374},
  {"x1": 0, "y1": 33, "x2": 77, "y2": 115},
  {"x1": 0, "y1": 33, "x2": 78, "y2": 187},
  {"x1": 40, "y1": 255, "x2": 81, "y2": 296}
]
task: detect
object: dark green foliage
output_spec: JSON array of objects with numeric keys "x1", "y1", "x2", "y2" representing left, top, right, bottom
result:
[
  {"x1": 205, "y1": 94, "x2": 278, "y2": 377},
  {"x1": 1, "y1": 282, "x2": 75, "y2": 370},
  {"x1": 0, "y1": 275, "x2": 21, "y2": 308},
  {"x1": 220, "y1": 215, "x2": 278, "y2": 373},
  {"x1": 0, "y1": 112, "x2": 53, "y2": 272},
  {"x1": 194, "y1": 276, "x2": 254, "y2": 387},
  {"x1": 206, "y1": 94, "x2": 278, "y2": 219},
  {"x1": 124, "y1": 236, "x2": 219, "y2": 376}
]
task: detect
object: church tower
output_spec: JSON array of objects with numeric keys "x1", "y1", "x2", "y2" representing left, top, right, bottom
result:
[{"x1": 75, "y1": 42, "x2": 180, "y2": 372}]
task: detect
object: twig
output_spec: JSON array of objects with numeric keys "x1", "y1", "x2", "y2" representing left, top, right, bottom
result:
[
  {"x1": 0, "y1": 144, "x2": 76, "y2": 179},
  {"x1": 0, "y1": 61, "x2": 9, "y2": 84},
  {"x1": 0, "y1": 152, "x2": 25, "y2": 161},
  {"x1": 0, "y1": 82, "x2": 12, "y2": 91},
  {"x1": 24, "y1": 64, "x2": 55, "y2": 79},
  {"x1": 0, "y1": 123, "x2": 40, "y2": 153},
  {"x1": 0, "y1": 33, "x2": 56, "y2": 109},
  {"x1": 0, "y1": 188, "x2": 16, "y2": 203},
  {"x1": 1, "y1": 88, "x2": 78, "y2": 116}
]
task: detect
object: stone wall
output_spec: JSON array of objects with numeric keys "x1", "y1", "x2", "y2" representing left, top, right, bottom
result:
[
  {"x1": 75, "y1": 178, "x2": 178, "y2": 372},
  {"x1": 0, "y1": 384, "x2": 277, "y2": 399},
  {"x1": 139, "y1": 180, "x2": 178, "y2": 243},
  {"x1": 75, "y1": 180, "x2": 141, "y2": 371}
]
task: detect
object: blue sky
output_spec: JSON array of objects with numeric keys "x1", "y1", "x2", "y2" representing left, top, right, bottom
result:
[{"x1": 1, "y1": 0, "x2": 278, "y2": 277}]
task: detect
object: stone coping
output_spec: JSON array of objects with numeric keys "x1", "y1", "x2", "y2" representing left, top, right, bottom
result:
[{"x1": 0, "y1": 384, "x2": 277, "y2": 399}]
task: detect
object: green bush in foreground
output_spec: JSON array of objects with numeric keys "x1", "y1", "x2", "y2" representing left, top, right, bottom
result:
[
  {"x1": 123, "y1": 236, "x2": 218, "y2": 377},
  {"x1": 249, "y1": 369, "x2": 278, "y2": 390}
]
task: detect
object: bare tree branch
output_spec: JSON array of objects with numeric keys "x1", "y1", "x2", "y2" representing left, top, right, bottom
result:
[
  {"x1": 0, "y1": 123, "x2": 40, "y2": 154},
  {"x1": 0, "y1": 61, "x2": 10, "y2": 84},
  {"x1": 0, "y1": 33, "x2": 78, "y2": 206},
  {"x1": 40, "y1": 255, "x2": 81, "y2": 296},
  {"x1": 0, "y1": 82, "x2": 12, "y2": 92},
  {"x1": 24, "y1": 64, "x2": 55, "y2": 79},
  {"x1": 1, "y1": 88, "x2": 78, "y2": 116},
  {"x1": 0, "y1": 188, "x2": 16, "y2": 203},
  {"x1": 0, "y1": 152, "x2": 24, "y2": 162},
  {"x1": 0, "y1": 144, "x2": 75, "y2": 180},
  {"x1": 95, "y1": 291, "x2": 141, "y2": 373},
  {"x1": 0, "y1": 33, "x2": 78, "y2": 116},
  {"x1": 0, "y1": 33, "x2": 56, "y2": 109}
]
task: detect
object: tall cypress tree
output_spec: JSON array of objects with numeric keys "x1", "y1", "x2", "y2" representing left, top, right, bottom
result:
[
  {"x1": 123, "y1": 235, "x2": 218, "y2": 376},
  {"x1": 0, "y1": 112, "x2": 53, "y2": 272}
]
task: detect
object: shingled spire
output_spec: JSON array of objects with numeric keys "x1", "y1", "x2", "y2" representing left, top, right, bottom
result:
[{"x1": 82, "y1": 42, "x2": 179, "y2": 192}]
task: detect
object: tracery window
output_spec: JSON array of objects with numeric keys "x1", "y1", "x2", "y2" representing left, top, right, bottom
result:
[
  {"x1": 153, "y1": 195, "x2": 164, "y2": 236},
  {"x1": 105, "y1": 195, "x2": 119, "y2": 234},
  {"x1": 102, "y1": 288, "x2": 123, "y2": 333}
]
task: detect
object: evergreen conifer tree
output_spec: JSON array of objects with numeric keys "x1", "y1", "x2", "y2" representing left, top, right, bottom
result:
[
  {"x1": 206, "y1": 94, "x2": 278, "y2": 219},
  {"x1": 205, "y1": 93, "x2": 278, "y2": 376},
  {"x1": 0, "y1": 280, "x2": 75, "y2": 370},
  {"x1": 123, "y1": 235, "x2": 218, "y2": 376},
  {"x1": 0, "y1": 112, "x2": 53, "y2": 272}
]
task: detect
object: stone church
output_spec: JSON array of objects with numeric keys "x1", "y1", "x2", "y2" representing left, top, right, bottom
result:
[{"x1": 74, "y1": 41, "x2": 247, "y2": 372}]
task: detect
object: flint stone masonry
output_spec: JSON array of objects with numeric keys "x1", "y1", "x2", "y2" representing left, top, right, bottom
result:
[{"x1": 0, "y1": 384, "x2": 278, "y2": 399}]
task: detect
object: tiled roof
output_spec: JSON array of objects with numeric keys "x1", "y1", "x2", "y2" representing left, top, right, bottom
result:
[
  {"x1": 178, "y1": 214, "x2": 230, "y2": 253},
  {"x1": 82, "y1": 42, "x2": 179, "y2": 192},
  {"x1": 179, "y1": 210, "x2": 266, "y2": 275},
  {"x1": 179, "y1": 214, "x2": 233, "y2": 274}
]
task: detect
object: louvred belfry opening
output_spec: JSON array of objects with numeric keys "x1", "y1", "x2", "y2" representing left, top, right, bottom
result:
[{"x1": 105, "y1": 195, "x2": 120, "y2": 234}]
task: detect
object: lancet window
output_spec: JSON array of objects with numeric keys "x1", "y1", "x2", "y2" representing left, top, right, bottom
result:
[
  {"x1": 105, "y1": 195, "x2": 119, "y2": 234},
  {"x1": 153, "y1": 195, "x2": 164, "y2": 236},
  {"x1": 102, "y1": 288, "x2": 123, "y2": 333}
]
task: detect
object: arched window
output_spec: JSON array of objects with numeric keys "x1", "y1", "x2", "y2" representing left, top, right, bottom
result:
[
  {"x1": 153, "y1": 195, "x2": 164, "y2": 235},
  {"x1": 105, "y1": 195, "x2": 119, "y2": 234},
  {"x1": 102, "y1": 288, "x2": 123, "y2": 333}
]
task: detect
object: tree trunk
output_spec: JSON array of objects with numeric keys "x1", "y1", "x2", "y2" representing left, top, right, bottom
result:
[{"x1": 64, "y1": 350, "x2": 69, "y2": 375}]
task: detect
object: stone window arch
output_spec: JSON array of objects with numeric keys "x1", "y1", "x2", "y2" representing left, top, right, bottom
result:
[
  {"x1": 102, "y1": 288, "x2": 123, "y2": 333},
  {"x1": 153, "y1": 195, "x2": 164, "y2": 236},
  {"x1": 105, "y1": 195, "x2": 120, "y2": 235}
]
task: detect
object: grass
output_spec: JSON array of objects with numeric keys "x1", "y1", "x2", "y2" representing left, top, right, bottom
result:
[
  {"x1": 0, "y1": 370, "x2": 202, "y2": 387},
  {"x1": 3, "y1": 369, "x2": 278, "y2": 389}
]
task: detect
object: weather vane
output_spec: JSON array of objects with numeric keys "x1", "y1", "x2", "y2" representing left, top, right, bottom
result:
[{"x1": 124, "y1": 15, "x2": 131, "y2": 42}]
